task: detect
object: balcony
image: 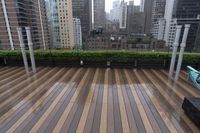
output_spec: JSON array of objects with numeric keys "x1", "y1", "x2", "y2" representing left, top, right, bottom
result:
[{"x1": 0, "y1": 66, "x2": 200, "y2": 132}]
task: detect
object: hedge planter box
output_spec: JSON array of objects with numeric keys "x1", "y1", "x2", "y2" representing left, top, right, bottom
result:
[
  {"x1": 137, "y1": 60, "x2": 164, "y2": 69},
  {"x1": 82, "y1": 61, "x2": 107, "y2": 68},
  {"x1": 0, "y1": 58, "x2": 5, "y2": 66},
  {"x1": 3, "y1": 58, "x2": 24, "y2": 66},
  {"x1": 110, "y1": 62, "x2": 135, "y2": 68},
  {"x1": 36, "y1": 60, "x2": 80, "y2": 67},
  {"x1": 181, "y1": 61, "x2": 199, "y2": 69}
]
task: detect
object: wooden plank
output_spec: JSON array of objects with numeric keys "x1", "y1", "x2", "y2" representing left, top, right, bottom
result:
[
  {"x1": 142, "y1": 70, "x2": 196, "y2": 132},
  {"x1": 106, "y1": 69, "x2": 114, "y2": 133},
  {"x1": 1, "y1": 68, "x2": 73, "y2": 132},
  {"x1": 90, "y1": 69, "x2": 105, "y2": 133},
  {"x1": 0, "y1": 67, "x2": 24, "y2": 81},
  {"x1": 161, "y1": 70, "x2": 200, "y2": 97},
  {"x1": 0, "y1": 67, "x2": 41, "y2": 87},
  {"x1": 66, "y1": 69, "x2": 96, "y2": 133},
  {"x1": 29, "y1": 68, "x2": 88, "y2": 133},
  {"x1": 135, "y1": 70, "x2": 178, "y2": 133},
  {"x1": 120, "y1": 70, "x2": 145, "y2": 133},
  {"x1": 18, "y1": 68, "x2": 81, "y2": 133},
  {"x1": 0, "y1": 68, "x2": 55, "y2": 109},
  {"x1": 99, "y1": 68, "x2": 108, "y2": 133},
  {"x1": 0, "y1": 67, "x2": 17, "y2": 76},
  {"x1": 119, "y1": 69, "x2": 138, "y2": 133},
  {"x1": 111, "y1": 69, "x2": 123, "y2": 133},
  {"x1": 4, "y1": 68, "x2": 71, "y2": 133},
  {"x1": 115, "y1": 69, "x2": 130, "y2": 133},
  {"x1": 51, "y1": 69, "x2": 91, "y2": 133},
  {"x1": 0, "y1": 67, "x2": 49, "y2": 97},
  {"x1": 124, "y1": 69, "x2": 154, "y2": 133},
  {"x1": 0, "y1": 68, "x2": 50, "y2": 124},
  {"x1": 76, "y1": 68, "x2": 99, "y2": 133},
  {"x1": 151, "y1": 69, "x2": 185, "y2": 100}
]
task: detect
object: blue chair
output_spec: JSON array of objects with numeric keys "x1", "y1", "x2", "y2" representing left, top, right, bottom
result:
[{"x1": 187, "y1": 66, "x2": 200, "y2": 90}]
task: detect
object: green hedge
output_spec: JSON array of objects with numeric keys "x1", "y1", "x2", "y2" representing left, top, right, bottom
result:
[{"x1": 0, "y1": 50, "x2": 200, "y2": 63}]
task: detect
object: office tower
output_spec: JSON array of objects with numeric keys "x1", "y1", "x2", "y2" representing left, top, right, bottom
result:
[
  {"x1": 110, "y1": 0, "x2": 127, "y2": 29},
  {"x1": 140, "y1": 0, "x2": 145, "y2": 12},
  {"x1": 131, "y1": 12, "x2": 145, "y2": 34},
  {"x1": 134, "y1": 6, "x2": 140, "y2": 13},
  {"x1": 49, "y1": 0, "x2": 74, "y2": 49},
  {"x1": 119, "y1": 0, "x2": 128, "y2": 29},
  {"x1": 93, "y1": 0, "x2": 105, "y2": 29},
  {"x1": 163, "y1": 0, "x2": 200, "y2": 51},
  {"x1": 143, "y1": 0, "x2": 154, "y2": 34},
  {"x1": 72, "y1": 0, "x2": 92, "y2": 40},
  {"x1": 73, "y1": 18, "x2": 82, "y2": 50},
  {"x1": 127, "y1": 1, "x2": 134, "y2": 34},
  {"x1": 110, "y1": 0, "x2": 121, "y2": 21},
  {"x1": 151, "y1": 0, "x2": 166, "y2": 39},
  {"x1": 0, "y1": 0, "x2": 50, "y2": 50}
]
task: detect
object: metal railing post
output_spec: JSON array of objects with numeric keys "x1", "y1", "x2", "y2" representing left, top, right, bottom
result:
[
  {"x1": 17, "y1": 27, "x2": 29, "y2": 76},
  {"x1": 175, "y1": 24, "x2": 190, "y2": 80},
  {"x1": 25, "y1": 27, "x2": 36, "y2": 73},
  {"x1": 169, "y1": 25, "x2": 182, "y2": 78}
]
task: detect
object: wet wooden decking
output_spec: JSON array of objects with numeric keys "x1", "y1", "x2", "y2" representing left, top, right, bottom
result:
[{"x1": 0, "y1": 67, "x2": 200, "y2": 133}]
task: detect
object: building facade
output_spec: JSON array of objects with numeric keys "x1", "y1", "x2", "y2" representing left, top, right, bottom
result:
[
  {"x1": 126, "y1": 1, "x2": 134, "y2": 34},
  {"x1": 110, "y1": 0, "x2": 121, "y2": 21},
  {"x1": 73, "y1": 18, "x2": 82, "y2": 50},
  {"x1": 72, "y1": 0, "x2": 92, "y2": 40},
  {"x1": 93, "y1": 0, "x2": 105, "y2": 29},
  {"x1": 49, "y1": 0, "x2": 74, "y2": 49},
  {"x1": 110, "y1": 0, "x2": 127, "y2": 29},
  {"x1": 130, "y1": 12, "x2": 145, "y2": 34},
  {"x1": 151, "y1": 0, "x2": 166, "y2": 39},
  {"x1": 143, "y1": 0, "x2": 154, "y2": 34},
  {"x1": 163, "y1": 0, "x2": 200, "y2": 51},
  {"x1": 0, "y1": 0, "x2": 50, "y2": 50}
]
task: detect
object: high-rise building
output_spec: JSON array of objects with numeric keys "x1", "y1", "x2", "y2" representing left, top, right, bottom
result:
[
  {"x1": 110, "y1": 0, "x2": 121, "y2": 21},
  {"x1": 140, "y1": 0, "x2": 145, "y2": 12},
  {"x1": 163, "y1": 0, "x2": 200, "y2": 51},
  {"x1": 73, "y1": 18, "x2": 82, "y2": 50},
  {"x1": 49, "y1": 0, "x2": 74, "y2": 49},
  {"x1": 131, "y1": 12, "x2": 145, "y2": 34},
  {"x1": 143, "y1": 0, "x2": 154, "y2": 34},
  {"x1": 93, "y1": 0, "x2": 105, "y2": 29},
  {"x1": 110, "y1": 0, "x2": 127, "y2": 29},
  {"x1": 72, "y1": 0, "x2": 92, "y2": 40},
  {"x1": 0, "y1": 0, "x2": 50, "y2": 50},
  {"x1": 127, "y1": 1, "x2": 134, "y2": 34},
  {"x1": 134, "y1": 6, "x2": 140, "y2": 13},
  {"x1": 151, "y1": 0, "x2": 166, "y2": 39}
]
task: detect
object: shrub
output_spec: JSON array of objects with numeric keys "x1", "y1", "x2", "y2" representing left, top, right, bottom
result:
[{"x1": 0, "y1": 50, "x2": 199, "y2": 63}]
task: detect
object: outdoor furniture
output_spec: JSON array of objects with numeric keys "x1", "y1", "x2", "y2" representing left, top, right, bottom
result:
[
  {"x1": 187, "y1": 66, "x2": 200, "y2": 90},
  {"x1": 182, "y1": 97, "x2": 200, "y2": 128}
]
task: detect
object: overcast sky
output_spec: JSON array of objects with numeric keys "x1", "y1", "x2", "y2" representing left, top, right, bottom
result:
[{"x1": 105, "y1": 0, "x2": 141, "y2": 13}]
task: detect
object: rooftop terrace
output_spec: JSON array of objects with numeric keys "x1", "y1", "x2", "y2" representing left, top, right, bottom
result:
[{"x1": 0, "y1": 67, "x2": 200, "y2": 132}]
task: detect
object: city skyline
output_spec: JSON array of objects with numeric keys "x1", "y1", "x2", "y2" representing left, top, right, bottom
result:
[{"x1": 106, "y1": 0, "x2": 141, "y2": 13}]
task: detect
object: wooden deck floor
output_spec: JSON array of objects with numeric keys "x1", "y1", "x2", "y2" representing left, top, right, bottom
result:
[{"x1": 0, "y1": 67, "x2": 200, "y2": 133}]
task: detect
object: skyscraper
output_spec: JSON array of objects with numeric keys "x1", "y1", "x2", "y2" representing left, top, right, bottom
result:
[
  {"x1": 0, "y1": 0, "x2": 50, "y2": 50},
  {"x1": 110, "y1": 0, "x2": 127, "y2": 29},
  {"x1": 110, "y1": 0, "x2": 121, "y2": 21},
  {"x1": 93, "y1": 0, "x2": 105, "y2": 28},
  {"x1": 163, "y1": 0, "x2": 200, "y2": 51},
  {"x1": 151, "y1": 0, "x2": 166, "y2": 39},
  {"x1": 72, "y1": 0, "x2": 92, "y2": 40},
  {"x1": 143, "y1": 0, "x2": 154, "y2": 34},
  {"x1": 73, "y1": 18, "x2": 82, "y2": 50},
  {"x1": 48, "y1": 0, "x2": 74, "y2": 49}
]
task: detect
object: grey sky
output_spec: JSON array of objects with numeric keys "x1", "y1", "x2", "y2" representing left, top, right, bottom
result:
[{"x1": 105, "y1": 0, "x2": 141, "y2": 13}]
